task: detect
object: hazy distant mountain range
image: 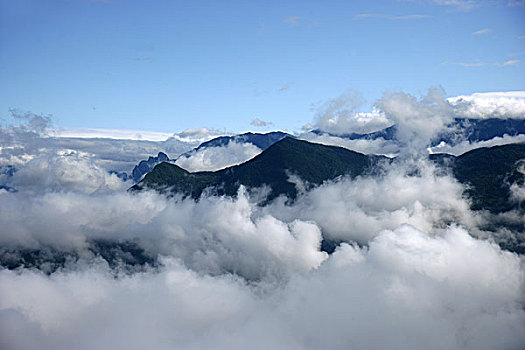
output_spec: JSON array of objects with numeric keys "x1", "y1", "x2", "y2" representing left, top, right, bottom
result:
[{"x1": 310, "y1": 117, "x2": 525, "y2": 144}]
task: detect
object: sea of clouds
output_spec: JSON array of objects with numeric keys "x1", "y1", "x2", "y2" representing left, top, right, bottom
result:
[
  {"x1": 302, "y1": 88, "x2": 525, "y2": 157},
  {"x1": 0, "y1": 89, "x2": 524, "y2": 349}
]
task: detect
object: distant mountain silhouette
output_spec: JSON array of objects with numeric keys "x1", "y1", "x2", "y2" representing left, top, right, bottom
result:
[{"x1": 131, "y1": 152, "x2": 170, "y2": 182}]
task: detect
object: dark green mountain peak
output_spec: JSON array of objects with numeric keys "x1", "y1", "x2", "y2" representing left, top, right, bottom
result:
[{"x1": 132, "y1": 137, "x2": 386, "y2": 201}]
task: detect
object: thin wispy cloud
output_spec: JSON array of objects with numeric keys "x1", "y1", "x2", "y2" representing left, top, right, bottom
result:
[
  {"x1": 442, "y1": 61, "x2": 486, "y2": 67},
  {"x1": 498, "y1": 59, "x2": 520, "y2": 67},
  {"x1": 432, "y1": 0, "x2": 523, "y2": 9},
  {"x1": 431, "y1": 0, "x2": 480, "y2": 10},
  {"x1": 283, "y1": 16, "x2": 300, "y2": 26},
  {"x1": 356, "y1": 13, "x2": 430, "y2": 20},
  {"x1": 442, "y1": 59, "x2": 521, "y2": 67},
  {"x1": 519, "y1": 35, "x2": 525, "y2": 40},
  {"x1": 472, "y1": 28, "x2": 491, "y2": 35},
  {"x1": 251, "y1": 118, "x2": 272, "y2": 127},
  {"x1": 131, "y1": 57, "x2": 153, "y2": 62},
  {"x1": 278, "y1": 84, "x2": 290, "y2": 93},
  {"x1": 507, "y1": 0, "x2": 525, "y2": 6}
]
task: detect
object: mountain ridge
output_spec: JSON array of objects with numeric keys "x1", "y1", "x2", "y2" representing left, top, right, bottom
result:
[
  {"x1": 131, "y1": 137, "x2": 388, "y2": 200},
  {"x1": 133, "y1": 138, "x2": 525, "y2": 216}
]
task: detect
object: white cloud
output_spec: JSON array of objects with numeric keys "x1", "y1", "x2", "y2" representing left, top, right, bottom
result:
[
  {"x1": 499, "y1": 59, "x2": 520, "y2": 67},
  {"x1": 169, "y1": 127, "x2": 227, "y2": 144},
  {"x1": 510, "y1": 183, "x2": 525, "y2": 203},
  {"x1": 429, "y1": 133, "x2": 525, "y2": 155},
  {"x1": 431, "y1": 0, "x2": 480, "y2": 10},
  {"x1": 0, "y1": 113, "x2": 218, "y2": 174},
  {"x1": 1, "y1": 90, "x2": 525, "y2": 349},
  {"x1": 55, "y1": 127, "x2": 174, "y2": 141},
  {"x1": 250, "y1": 118, "x2": 271, "y2": 127},
  {"x1": 472, "y1": 28, "x2": 491, "y2": 35},
  {"x1": 175, "y1": 141, "x2": 262, "y2": 172},
  {"x1": 283, "y1": 16, "x2": 299, "y2": 26},
  {"x1": 507, "y1": 0, "x2": 525, "y2": 6},
  {"x1": 441, "y1": 61, "x2": 486, "y2": 67},
  {"x1": 299, "y1": 132, "x2": 400, "y2": 157},
  {"x1": 356, "y1": 13, "x2": 430, "y2": 20},
  {"x1": 264, "y1": 159, "x2": 477, "y2": 244},
  {"x1": 448, "y1": 91, "x2": 525, "y2": 119},
  {"x1": 7, "y1": 151, "x2": 129, "y2": 195},
  {"x1": 313, "y1": 90, "x2": 393, "y2": 135},
  {"x1": 1, "y1": 223, "x2": 523, "y2": 349},
  {"x1": 308, "y1": 88, "x2": 525, "y2": 156},
  {"x1": 377, "y1": 87, "x2": 454, "y2": 153},
  {"x1": 442, "y1": 59, "x2": 521, "y2": 68}
]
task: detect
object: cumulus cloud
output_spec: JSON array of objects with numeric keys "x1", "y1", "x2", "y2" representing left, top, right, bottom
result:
[
  {"x1": 306, "y1": 88, "x2": 525, "y2": 157},
  {"x1": 0, "y1": 112, "x2": 215, "y2": 175},
  {"x1": 0, "y1": 110, "x2": 57, "y2": 166},
  {"x1": 509, "y1": 160, "x2": 525, "y2": 204},
  {"x1": 7, "y1": 151, "x2": 129, "y2": 195},
  {"x1": 378, "y1": 87, "x2": 454, "y2": 154},
  {"x1": 53, "y1": 137, "x2": 195, "y2": 173},
  {"x1": 510, "y1": 183, "x2": 525, "y2": 204},
  {"x1": 449, "y1": 91, "x2": 525, "y2": 119},
  {"x1": 1, "y1": 91, "x2": 525, "y2": 349},
  {"x1": 1, "y1": 161, "x2": 524, "y2": 349},
  {"x1": 1, "y1": 223, "x2": 523, "y2": 350},
  {"x1": 264, "y1": 159, "x2": 478, "y2": 244},
  {"x1": 175, "y1": 141, "x2": 263, "y2": 172},
  {"x1": 9, "y1": 109, "x2": 52, "y2": 133},
  {"x1": 314, "y1": 90, "x2": 393, "y2": 135}
]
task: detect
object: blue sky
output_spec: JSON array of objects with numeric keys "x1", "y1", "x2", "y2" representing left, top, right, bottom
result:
[{"x1": 0, "y1": 0, "x2": 524, "y2": 134}]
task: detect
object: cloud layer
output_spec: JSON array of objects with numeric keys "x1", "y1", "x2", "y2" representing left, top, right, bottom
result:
[
  {"x1": 449, "y1": 91, "x2": 525, "y2": 119},
  {"x1": 304, "y1": 89, "x2": 525, "y2": 157},
  {"x1": 313, "y1": 90, "x2": 393, "y2": 136},
  {"x1": 1, "y1": 222, "x2": 523, "y2": 350},
  {"x1": 175, "y1": 141, "x2": 262, "y2": 172},
  {"x1": 1, "y1": 111, "x2": 227, "y2": 176},
  {"x1": 1, "y1": 90, "x2": 525, "y2": 349}
]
